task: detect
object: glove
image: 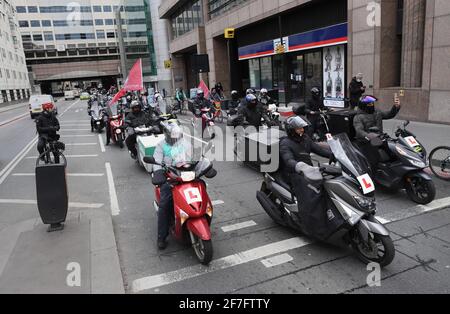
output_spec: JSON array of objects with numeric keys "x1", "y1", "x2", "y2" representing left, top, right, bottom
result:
[
  {"x1": 152, "y1": 169, "x2": 167, "y2": 186},
  {"x1": 295, "y1": 162, "x2": 308, "y2": 174}
]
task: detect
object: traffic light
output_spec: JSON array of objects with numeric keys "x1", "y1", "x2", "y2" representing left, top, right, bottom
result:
[{"x1": 225, "y1": 28, "x2": 235, "y2": 39}]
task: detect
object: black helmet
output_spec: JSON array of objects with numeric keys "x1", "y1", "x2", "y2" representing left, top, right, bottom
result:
[
  {"x1": 359, "y1": 95, "x2": 377, "y2": 113},
  {"x1": 131, "y1": 100, "x2": 141, "y2": 111},
  {"x1": 311, "y1": 87, "x2": 321, "y2": 97},
  {"x1": 246, "y1": 88, "x2": 255, "y2": 95},
  {"x1": 293, "y1": 103, "x2": 307, "y2": 116},
  {"x1": 284, "y1": 116, "x2": 310, "y2": 138}
]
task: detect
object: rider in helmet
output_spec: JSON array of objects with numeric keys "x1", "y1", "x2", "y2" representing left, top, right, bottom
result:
[
  {"x1": 353, "y1": 94, "x2": 401, "y2": 168},
  {"x1": 280, "y1": 116, "x2": 332, "y2": 224},
  {"x1": 258, "y1": 88, "x2": 275, "y2": 107},
  {"x1": 306, "y1": 87, "x2": 326, "y2": 138},
  {"x1": 124, "y1": 100, "x2": 153, "y2": 159},
  {"x1": 235, "y1": 93, "x2": 273, "y2": 128},
  {"x1": 152, "y1": 120, "x2": 191, "y2": 250},
  {"x1": 228, "y1": 90, "x2": 241, "y2": 114},
  {"x1": 36, "y1": 103, "x2": 60, "y2": 158}
]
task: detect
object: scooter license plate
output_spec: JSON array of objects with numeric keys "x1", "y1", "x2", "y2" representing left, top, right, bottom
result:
[
  {"x1": 96, "y1": 122, "x2": 101, "y2": 125},
  {"x1": 209, "y1": 122, "x2": 214, "y2": 126}
]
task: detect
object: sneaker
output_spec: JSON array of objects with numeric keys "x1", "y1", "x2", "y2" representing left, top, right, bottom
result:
[{"x1": 157, "y1": 238, "x2": 168, "y2": 250}]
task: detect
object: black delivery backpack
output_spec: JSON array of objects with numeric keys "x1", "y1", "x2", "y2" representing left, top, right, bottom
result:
[{"x1": 35, "y1": 156, "x2": 68, "y2": 225}]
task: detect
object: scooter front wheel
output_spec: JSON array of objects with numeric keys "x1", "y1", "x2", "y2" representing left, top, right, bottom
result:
[
  {"x1": 351, "y1": 234, "x2": 395, "y2": 268},
  {"x1": 405, "y1": 176, "x2": 436, "y2": 205},
  {"x1": 191, "y1": 233, "x2": 213, "y2": 265}
]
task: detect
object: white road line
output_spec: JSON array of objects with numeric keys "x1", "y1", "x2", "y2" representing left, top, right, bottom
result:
[
  {"x1": 212, "y1": 200, "x2": 224, "y2": 206},
  {"x1": 376, "y1": 217, "x2": 391, "y2": 224},
  {"x1": 61, "y1": 135, "x2": 96, "y2": 137},
  {"x1": 132, "y1": 237, "x2": 311, "y2": 293},
  {"x1": 0, "y1": 137, "x2": 38, "y2": 185},
  {"x1": 98, "y1": 134, "x2": 106, "y2": 153},
  {"x1": 221, "y1": 220, "x2": 258, "y2": 233},
  {"x1": 0, "y1": 113, "x2": 28, "y2": 127},
  {"x1": 105, "y1": 162, "x2": 120, "y2": 216},
  {"x1": 12, "y1": 173, "x2": 104, "y2": 177},
  {"x1": 261, "y1": 253, "x2": 293, "y2": 268},
  {"x1": 65, "y1": 143, "x2": 97, "y2": 146},
  {"x1": 61, "y1": 129, "x2": 91, "y2": 131},
  {"x1": 25, "y1": 154, "x2": 99, "y2": 159},
  {"x1": 0, "y1": 199, "x2": 104, "y2": 208}
]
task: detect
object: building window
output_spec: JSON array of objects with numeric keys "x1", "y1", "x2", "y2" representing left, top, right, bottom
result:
[
  {"x1": 103, "y1": 6, "x2": 112, "y2": 12},
  {"x1": 95, "y1": 19, "x2": 104, "y2": 25},
  {"x1": 47, "y1": 51, "x2": 56, "y2": 57},
  {"x1": 106, "y1": 32, "x2": 115, "y2": 38},
  {"x1": 105, "y1": 19, "x2": 113, "y2": 25},
  {"x1": 16, "y1": 6, "x2": 26, "y2": 13},
  {"x1": 22, "y1": 34, "x2": 31, "y2": 42},
  {"x1": 96, "y1": 30, "x2": 105, "y2": 39},
  {"x1": 249, "y1": 59, "x2": 261, "y2": 89},
  {"x1": 44, "y1": 32, "x2": 54, "y2": 41},
  {"x1": 53, "y1": 20, "x2": 68, "y2": 27},
  {"x1": 208, "y1": 0, "x2": 249, "y2": 19},
  {"x1": 93, "y1": 6, "x2": 102, "y2": 12},
  {"x1": 6, "y1": 69, "x2": 10, "y2": 79},
  {"x1": 39, "y1": 6, "x2": 68, "y2": 13},
  {"x1": 42, "y1": 20, "x2": 51, "y2": 27},
  {"x1": 80, "y1": 6, "x2": 91, "y2": 12},
  {"x1": 19, "y1": 21, "x2": 29, "y2": 27},
  {"x1": 33, "y1": 34, "x2": 43, "y2": 41},
  {"x1": 30, "y1": 20, "x2": 40, "y2": 27},
  {"x1": 27, "y1": 6, "x2": 38, "y2": 13},
  {"x1": 170, "y1": 0, "x2": 203, "y2": 39}
]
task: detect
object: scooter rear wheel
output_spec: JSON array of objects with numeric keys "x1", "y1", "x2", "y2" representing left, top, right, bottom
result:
[
  {"x1": 352, "y1": 234, "x2": 395, "y2": 268},
  {"x1": 405, "y1": 176, "x2": 436, "y2": 205},
  {"x1": 192, "y1": 236, "x2": 213, "y2": 265}
]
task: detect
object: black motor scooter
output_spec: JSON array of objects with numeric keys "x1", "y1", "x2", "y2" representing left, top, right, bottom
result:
[{"x1": 356, "y1": 121, "x2": 435, "y2": 205}]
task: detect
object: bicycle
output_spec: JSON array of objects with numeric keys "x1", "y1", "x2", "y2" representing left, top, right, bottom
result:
[
  {"x1": 38, "y1": 135, "x2": 66, "y2": 165},
  {"x1": 429, "y1": 146, "x2": 450, "y2": 181}
]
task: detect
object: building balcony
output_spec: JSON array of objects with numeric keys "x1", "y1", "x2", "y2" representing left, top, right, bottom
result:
[{"x1": 159, "y1": 0, "x2": 190, "y2": 19}]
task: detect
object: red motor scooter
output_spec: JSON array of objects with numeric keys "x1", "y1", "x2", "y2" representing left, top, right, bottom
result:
[
  {"x1": 108, "y1": 108, "x2": 125, "y2": 149},
  {"x1": 144, "y1": 142, "x2": 217, "y2": 265}
]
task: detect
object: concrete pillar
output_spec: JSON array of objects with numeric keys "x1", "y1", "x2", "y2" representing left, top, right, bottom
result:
[{"x1": 401, "y1": 0, "x2": 426, "y2": 88}]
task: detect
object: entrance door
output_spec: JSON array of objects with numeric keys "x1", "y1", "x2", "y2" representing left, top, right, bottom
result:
[
  {"x1": 288, "y1": 54, "x2": 304, "y2": 103},
  {"x1": 304, "y1": 51, "x2": 323, "y2": 102}
]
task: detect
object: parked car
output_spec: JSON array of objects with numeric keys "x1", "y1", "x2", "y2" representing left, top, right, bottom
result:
[
  {"x1": 64, "y1": 90, "x2": 75, "y2": 101},
  {"x1": 73, "y1": 89, "x2": 80, "y2": 98},
  {"x1": 29, "y1": 94, "x2": 58, "y2": 119},
  {"x1": 80, "y1": 92, "x2": 90, "y2": 100}
]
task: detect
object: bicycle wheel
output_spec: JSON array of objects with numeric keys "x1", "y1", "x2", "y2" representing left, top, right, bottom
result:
[{"x1": 429, "y1": 146, "x2": 450, "y2": 181}]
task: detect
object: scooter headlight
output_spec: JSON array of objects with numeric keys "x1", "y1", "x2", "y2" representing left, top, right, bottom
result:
[
  {"x1": 115, "y1": 129, "x2": 122, "y2": 134},
  {"x1": 206, "y1": 204, "x2": 213, "y2": 218},
  {"x1": 353, "y1": 195, "x2": 376, "y2": 212},
  {"x1": 179, "y1": 209, "x2": 189, "y2": 225},
  {"x1": 410, "y1": 159, "x2": 427, "y2": 168}
]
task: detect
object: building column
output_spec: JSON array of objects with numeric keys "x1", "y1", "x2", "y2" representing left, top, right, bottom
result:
[{"x1": 401, "y1": 0, "x2": 426, "y2": 88}]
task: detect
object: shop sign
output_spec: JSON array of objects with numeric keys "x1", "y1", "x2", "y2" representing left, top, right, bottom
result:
[{"x1": 274, "y1": 37, "x2": 289, "y2": 54}]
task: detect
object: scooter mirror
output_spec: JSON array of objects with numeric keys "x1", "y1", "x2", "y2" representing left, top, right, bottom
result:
[{"x1": 404, "y1": 120, "x2": 410, "y2": 127}]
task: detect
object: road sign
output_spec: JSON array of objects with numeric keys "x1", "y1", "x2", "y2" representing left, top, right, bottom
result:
[{"x1": 164, "y1": 60, "x2": 172, "y2": 69}]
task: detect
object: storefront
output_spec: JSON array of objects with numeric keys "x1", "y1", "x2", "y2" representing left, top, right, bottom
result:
[{"x1": 238, "y1": 22, "x2": 348, "y2": 107}]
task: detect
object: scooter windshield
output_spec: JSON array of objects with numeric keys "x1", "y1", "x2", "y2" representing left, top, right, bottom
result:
[
  {"x1": 328, "y1": 133, "x2": 371, "y2": 179},
  {"x1": 167, "y1": 139, "x2": 194, "y2": 167}
]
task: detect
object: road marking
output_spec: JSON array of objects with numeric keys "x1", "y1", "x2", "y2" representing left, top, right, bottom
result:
[
  {"x1": 98, "y1": 134, "x2": 106, "y2": 153},
  {"x1": 65, "y1": 143, "x2": 97, "y2": 146},
  {"x1": 0, "y1": 113, "x2": 28, "y2": 127},
  {"x1": 221, "y1": 220, "x2": 258, "y2": 233},
  {"x1": 0, "y1": 137, "x2": 38, "y2": 185},
  {"x1": 61, "y1": 135, "x2": 96, "y2": 137},
  {"x1": 12, "y1": 173, "x2": 105, "y2": 177},
  {"x1": 131, "y1": 237, "x2": 311, "y2": 293},
  {"x1": 0, "y1": 99, "x2": 80, "y2": 185},
  {"x1": 261, "y1": 253, "x2": 293, "y2": 268},
  {"x1": 106, "y1": 162, "x2": 120, "y2": 216},
  {"x1": 212, "y1": 200, "x2": 224, "y2": 206},
  {"x1": 25, "y1": 154, "x2": 99, "y2": 159},
  {"x1": 183, "y1": 133, "x2": 208, "y2": 145},
  {"x1": 420, "y1": 196, "x2": 450, "y2": 212},
  {"x1": 0, "y1": 199, "x2": 104, "y2": 208}
]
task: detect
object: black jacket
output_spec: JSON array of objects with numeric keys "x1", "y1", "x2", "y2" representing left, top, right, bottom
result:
[
  {"x1": 36, "y1": 112, "x2": 60, "y2": 138},
  {"x1": 237, "y1": 103, "x2": 270, "y2": 128},
  {"x1": 349, "y1": 78, "x2": 365, "y2": 103},
  {"x1": 280, "y1": 135, "x2": 332, "y2": 180},
  {"x1": 124, "y1": 111, "x2": 152, "y2": 128},
  {"x1": 306, "y1": 97, "x2": 325, "y2": 117},
  {"x1": 353, "y1": 106, "x2": 400, "y2": 139}
]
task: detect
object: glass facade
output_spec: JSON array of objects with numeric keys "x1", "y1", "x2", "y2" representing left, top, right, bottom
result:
[
  {"x1": 118, "y1": 0, "x2": 157, "y2": 81},
  {"x1": 208, "y1": 0, "x2": 249, "y2": 19},
  {"x1": 170, "y1": 0, "x2": 203, "y2": 39}
]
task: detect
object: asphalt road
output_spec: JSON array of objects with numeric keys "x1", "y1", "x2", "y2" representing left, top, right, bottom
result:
[{"x1": 0, "y1": 102, "x2": 449, "y2": 294}]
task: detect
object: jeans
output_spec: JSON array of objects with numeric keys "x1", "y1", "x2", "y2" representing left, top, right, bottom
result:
[
  {"x1": 158, "y1": 183, "x2": 174, "y2": 240},
  {"x1": 126, "y1": 134, "x2": 137, "y2": 156}
]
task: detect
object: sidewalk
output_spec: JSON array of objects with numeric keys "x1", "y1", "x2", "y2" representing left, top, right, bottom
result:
[
  {"x1": 0, "y1": 208, "x2": 124, "y2": 294},
  {"x1": 0, "y1": 101, "x2": 29, "y2": 114}
]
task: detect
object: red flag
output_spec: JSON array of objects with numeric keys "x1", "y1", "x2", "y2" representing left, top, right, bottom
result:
[
  {"x1": 123, "y1": 58, "x2": 144, "y2": 92},
  {"x1": 198, "y1": 80, "x2": 210, "y2": 99},
  {"x1": 110, "y1": 59, "x2": 143, "y2": 106}
]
